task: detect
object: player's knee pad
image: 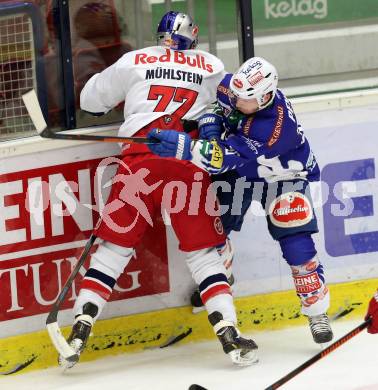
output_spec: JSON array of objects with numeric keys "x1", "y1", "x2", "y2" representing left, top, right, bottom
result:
[
  {"x1": 279, "y1": 233, "x2": 317, "y2": 266},
  {"x1": 78, "y1": 241, "x2": 134, "y2": 305},
  {"x1": 186, "y1": 247, "x2": 231, "y2": 305},
  {"x1": 290, "y1": 257, "x2": 330, "y2": 316},
  {"x1": 89, "y1": 241, "x2": 134, "y2": 279},
  {"x1": 279, "y1": 234, "x2": 329, "y2": 316}
]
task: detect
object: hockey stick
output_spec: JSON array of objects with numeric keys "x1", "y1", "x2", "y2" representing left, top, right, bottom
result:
[
  {"x1": 21, "y1": 90, "x2": 158, "y2": 144},
  {"x1": 189, "y1": 318, "x2": 371, "y2": 390},
  {"x1": 0, "y1": 355, "x2": 37, "y2": 375},
  {"x1": 46, "y1": 234, "x2": 97, "y2": 364},
  {"x1": 159, "y1": 328, "x2": 192, "y2": 348},
  {"x1": 264, "y1": 317, "x2": 372, "y2": 390}
]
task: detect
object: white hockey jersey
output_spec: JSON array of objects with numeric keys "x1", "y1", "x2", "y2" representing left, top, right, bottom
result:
[{"x1": 80, "y1": 46, "x2": 225, "y2": 137}]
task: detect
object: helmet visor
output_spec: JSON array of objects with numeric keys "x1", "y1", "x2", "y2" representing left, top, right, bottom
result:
[
  {"x1": 228, "y1": 91, "x2": 238, "y2": 109},
  {"x1": 157, "y1": 32, "x2": 194, "y2": 50}
]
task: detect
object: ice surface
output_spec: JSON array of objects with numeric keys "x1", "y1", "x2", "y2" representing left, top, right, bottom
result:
[{"x1": 1, "y1": 319, "x2": 377, "y2": 390}]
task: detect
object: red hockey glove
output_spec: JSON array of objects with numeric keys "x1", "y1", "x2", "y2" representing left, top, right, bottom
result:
[{"x1": 365, "y1": 290, "x2": 378, "y2": 334}]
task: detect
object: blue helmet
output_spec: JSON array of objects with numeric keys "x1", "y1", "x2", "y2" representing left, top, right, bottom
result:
[{"x1": 156, "y1": 11, "x2": 198, "y2": 50}]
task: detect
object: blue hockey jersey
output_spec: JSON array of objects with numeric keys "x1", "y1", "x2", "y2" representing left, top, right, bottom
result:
[{"x1": 196, "y1": 74, "x2": 320, "y2": 183}]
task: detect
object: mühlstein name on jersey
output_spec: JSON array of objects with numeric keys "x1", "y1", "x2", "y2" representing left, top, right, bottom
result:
[
  {"x1": 135, "y1": 49, "x2": 214, "y2": 73},
  {"x1": 146, "y1": 67, "x2": 203, "y2": 85}
]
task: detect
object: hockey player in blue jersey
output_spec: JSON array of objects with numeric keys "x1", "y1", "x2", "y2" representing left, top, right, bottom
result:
[{"x1": 148, "y1": 56, "x2": 333, "y2": 344}]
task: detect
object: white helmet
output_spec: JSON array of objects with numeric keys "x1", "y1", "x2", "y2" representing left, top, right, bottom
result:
[{"x1": 230, "y1": 57, "x2": 278, "y2": 110}]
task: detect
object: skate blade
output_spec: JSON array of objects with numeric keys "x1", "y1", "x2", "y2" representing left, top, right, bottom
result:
[
  {"x1": 58, "y1": 356, "x2": 78, "y2": 371},
  {"x1": 228, "y1": 349, "x2": 259, "y2": 367},
  {"x1": 58, "y1": 338, "x2": 82, "y2": 371}
]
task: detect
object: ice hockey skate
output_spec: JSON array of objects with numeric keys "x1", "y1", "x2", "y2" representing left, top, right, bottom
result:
[
  {"x1": 58, "y1": 302, "x2": 97, "y2": 369},
  {"x1": 208, "y1": 311, "x2": 258, "y2": 366},
  {"x1": 308, "y1": 313, "x2": 333, "y2": 344}
]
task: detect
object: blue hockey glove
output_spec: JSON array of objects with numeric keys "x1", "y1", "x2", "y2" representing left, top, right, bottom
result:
[
  {"x1": 198, "y1": 113, "x2": 223, "y2": 141},
  {"x1": 147, "y1": 129, "x2": 192, "y2": 160}
]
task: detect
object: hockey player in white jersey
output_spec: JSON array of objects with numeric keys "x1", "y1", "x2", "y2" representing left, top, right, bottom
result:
[
  {"x1": 60, "y1": 12, "x2": 258, "y2": 369},
  {"x1": 81, "y1": 14, "x2": 223, "y2": 139}
]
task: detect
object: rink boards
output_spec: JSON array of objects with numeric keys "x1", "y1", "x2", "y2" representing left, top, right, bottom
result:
[
  {"x1": 0, "y1": 277, "x2": 376, "y2": 374},
  {"x1": 1, "y1": 91, "x2": 378, "y2": 373}
]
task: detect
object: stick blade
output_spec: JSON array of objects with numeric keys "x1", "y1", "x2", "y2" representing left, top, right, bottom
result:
[
  {"x1": 46, "y1": 322, "x2": 78, "y2": 361},
  {"x1": 22, "y1": 89, "x2": 47, "y2": 134},
  {"x1": 0, "y1": 355, "x2": 37, "y2": 375}
]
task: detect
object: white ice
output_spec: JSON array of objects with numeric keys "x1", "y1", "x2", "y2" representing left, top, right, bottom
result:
[{"x1": 1, "y1": 319, "x2": 377, "y2": 390}]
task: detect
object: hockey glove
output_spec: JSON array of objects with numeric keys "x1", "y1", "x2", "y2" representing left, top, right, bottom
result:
[
  {"x1": 365, "y1": 290, "x2": 378, "y2": 334},
  {"x1": 198, "y1": 113, "x2": 223, "y2": 141},
  {"x1": 147, "y1": 129, "x2": 192, "y2": 160}
]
